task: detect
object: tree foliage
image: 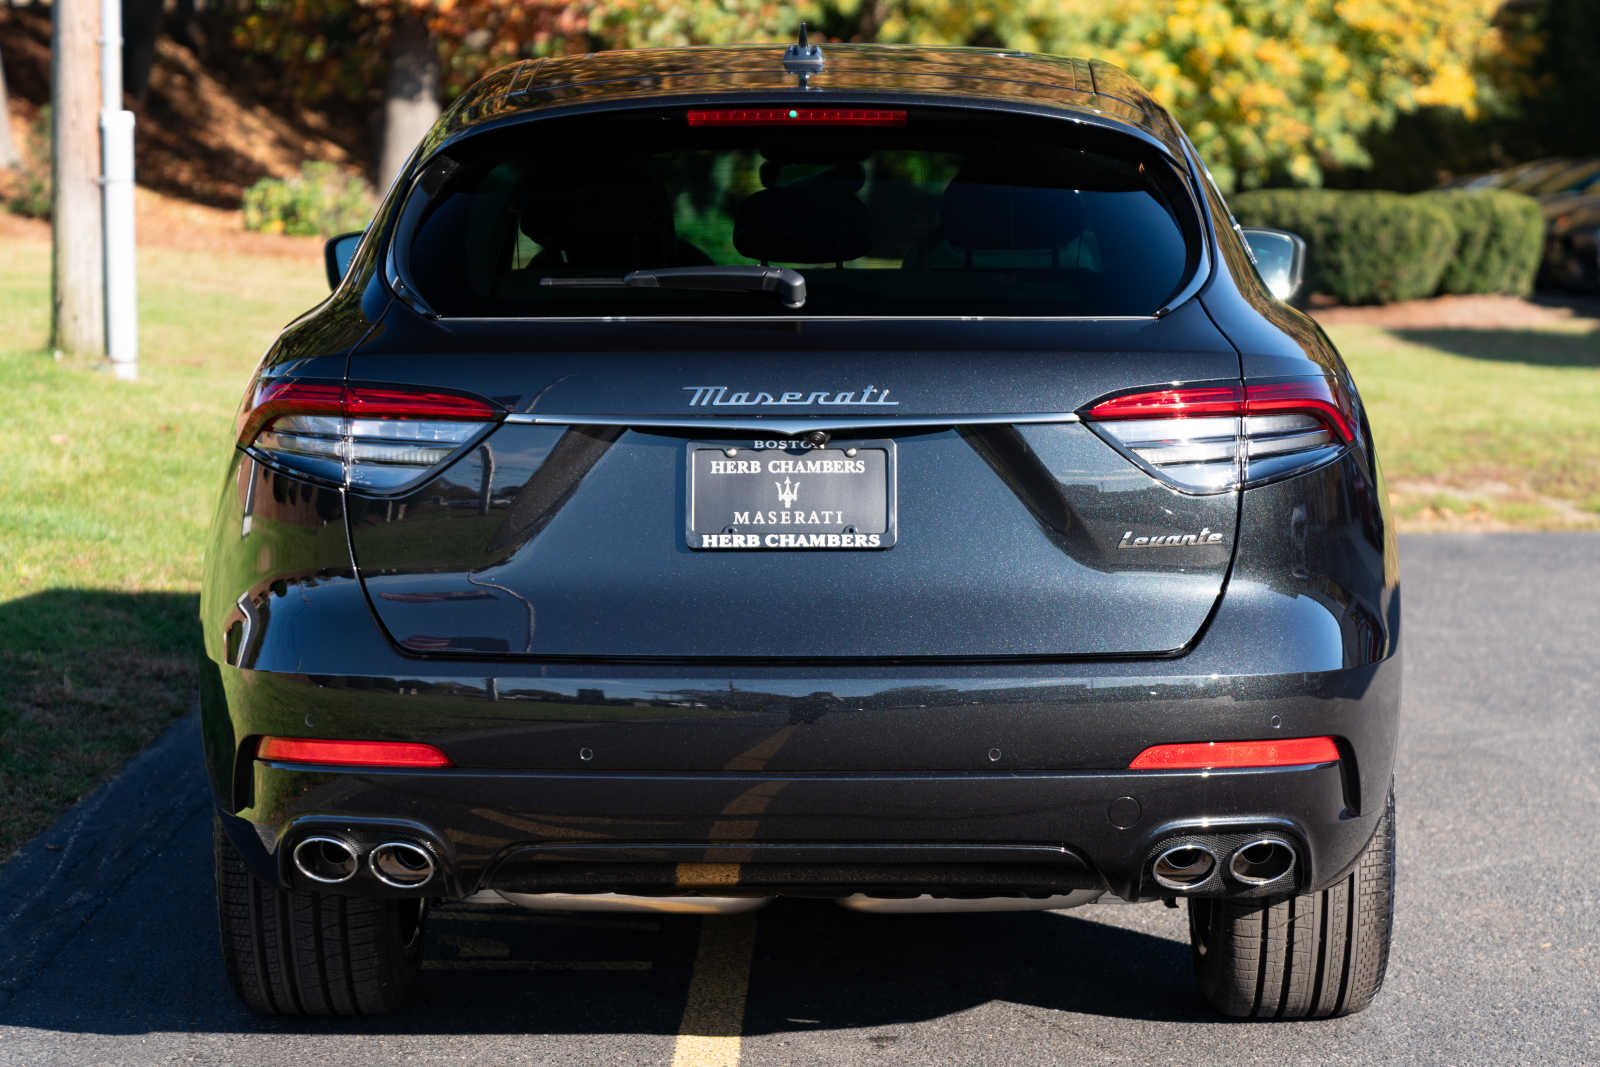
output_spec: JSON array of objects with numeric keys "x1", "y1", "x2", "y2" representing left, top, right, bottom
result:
[
  {"x1": 1046, "y1": 0, "x2": 1534, "y2": 190},
  {"x1": 238, "y1": 0, "x2": 1533, "y2": 191},
  {"x1": 234, "y1": 1, "x2": 591, "y2": 101}
]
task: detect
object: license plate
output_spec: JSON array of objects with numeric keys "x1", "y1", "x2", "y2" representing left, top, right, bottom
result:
[{"x1": 686, "y1": 440, "x2": 897, "y2": 550}]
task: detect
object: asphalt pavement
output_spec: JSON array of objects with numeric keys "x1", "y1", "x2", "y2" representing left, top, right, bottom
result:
[{"x1": 1, "y1": 533, "x2": 1596, "y2": 1065}]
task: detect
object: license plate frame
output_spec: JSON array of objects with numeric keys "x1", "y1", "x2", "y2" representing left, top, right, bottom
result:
[{"x1": 685, "y1": 439, "x2": 897, "y2": 550}]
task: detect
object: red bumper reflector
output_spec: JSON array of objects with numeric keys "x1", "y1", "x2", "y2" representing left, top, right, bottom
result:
[
  {"x1": 686, "y1": 107, "x2": 907, "y2": 127},
  {"x1": 1128, "y1": 737, "x2": 1340, "y2": 770},
  {"x1": 257, "y1": 737, "x2": 453, "y2": 768}
]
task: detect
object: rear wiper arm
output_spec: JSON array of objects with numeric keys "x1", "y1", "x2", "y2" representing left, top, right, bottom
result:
[{"x1": 540, "y1": 266, "x2": 806, "y2": 309}]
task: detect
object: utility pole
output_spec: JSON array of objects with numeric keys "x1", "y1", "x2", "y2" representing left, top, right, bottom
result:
[
  {"x1": 101, "y1": 0, "x2": 139, "y2": 379},
  {"x1": 51, "y1": 0, "x2": 104, "y2": 357}
]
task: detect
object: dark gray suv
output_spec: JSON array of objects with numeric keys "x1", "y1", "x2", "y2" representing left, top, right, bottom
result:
[{"x1": 201, "y1": 38, "x2": 1399, "y2": 1019}]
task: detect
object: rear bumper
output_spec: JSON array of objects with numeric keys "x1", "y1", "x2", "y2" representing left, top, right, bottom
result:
[
  {"x1": 201, "y1": 448, "x2": 1401, "y2": 905},
  {"x1": 219, "y1": 751, "x2": 1369, "y2": 903}
]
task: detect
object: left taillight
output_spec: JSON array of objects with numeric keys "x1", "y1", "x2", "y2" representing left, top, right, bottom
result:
[
  {"x1": 1080, "y1": 376, "x2": 1357, "y2": 494},
  {"x1": 236, "y1": 379, "x2": 503, "y2": 492}
]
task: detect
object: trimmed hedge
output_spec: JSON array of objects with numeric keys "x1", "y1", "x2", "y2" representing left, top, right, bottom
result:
[
  {"x1": 1231, "y1": 189, "x2": 1458, "y2": 304},
  {"x1": 1419, "y1": 189, "x2": 1545, "y2": 296}
]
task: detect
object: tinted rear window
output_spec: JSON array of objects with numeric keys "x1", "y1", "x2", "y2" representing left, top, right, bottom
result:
[{"x1": 398, "y1": 108, "x2": 1201, "y2": 318}]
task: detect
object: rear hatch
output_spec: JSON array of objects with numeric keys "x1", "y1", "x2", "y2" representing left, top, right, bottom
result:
[{"x1": 343, "y1": 103, "x2": 1243, "y2": 660}]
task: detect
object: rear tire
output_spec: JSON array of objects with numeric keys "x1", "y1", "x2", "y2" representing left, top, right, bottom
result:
[
  {"x1": 1188, "y1": 789, "x2": 1395, "y2": 1018},
  {"x1": 213, "y1": 817, "x2": 426, "y2": 1016}
]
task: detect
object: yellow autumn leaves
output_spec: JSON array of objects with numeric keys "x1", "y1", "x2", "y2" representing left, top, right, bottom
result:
[
  {"x1": 592, "y1": 0, "x2": 1532, "y2": 189},
  {"x1": 243, "y1": 0, "x2": 1534, "y2": 191},
  {"x1": 1029, "y1": 0, "x2": 1527, "y2": 188}
]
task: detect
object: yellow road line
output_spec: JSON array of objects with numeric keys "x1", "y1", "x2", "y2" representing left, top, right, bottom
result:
[
  {"x1": 669, "y1": 724, "x2": 787, "y2": 1064},
  {"x1": 671, "y1": 913, "x2": 759, "y2": 1067},
  {"x1": 674, "y1": 862, "x2": 744, "y2": 887}
]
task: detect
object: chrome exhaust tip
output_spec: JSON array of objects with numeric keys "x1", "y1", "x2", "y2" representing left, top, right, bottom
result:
[
  {"x1": 292, "y1": 836, "x2": 359, "y2": 885},
  {"x1": 369, "y1": 841, "x2": 436, "y2": 888},
  {"x1": 1151, "y1": 843, "x2": 1217, "y2": 892},
  {"x1": 1228, "y1": 838, "x2": 1296, "y2": 886}
]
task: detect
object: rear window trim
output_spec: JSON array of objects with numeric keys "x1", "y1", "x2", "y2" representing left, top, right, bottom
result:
[{"x1": 384, "y1": 96, "x2": 1214, "y2": 323}]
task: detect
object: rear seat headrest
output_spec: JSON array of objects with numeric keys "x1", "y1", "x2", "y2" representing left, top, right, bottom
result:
[
  {"x1": 940, "y1": 179, "x2": 1090, "y2": 251},
  {"x1": 734, "y1": 182, "x2": 871, "y2": 264}
]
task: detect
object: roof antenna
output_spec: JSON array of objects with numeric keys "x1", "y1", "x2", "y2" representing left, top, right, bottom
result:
[{"x1": 783, "y1": 20, "x2": 825, "y2": 88}]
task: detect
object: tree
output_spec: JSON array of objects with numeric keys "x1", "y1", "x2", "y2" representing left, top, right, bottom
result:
[
  {"x1": 377, "y1": 12, "x2": 439, "y2": 191},
  {"x1": 1040, "y1": 0, "x2": 1533, "y2": 190},
  {"x1": 1529, "y1": 0, "x2": 1600, "y2": 154},
  {"x1": 122, "y1": 0, "x2": 166, "y2": 105},
  {"x1": 236, "y1": 2, "x2": 589, "y2": 187},
  {"x1": 237, "y1": 0, "x2": 1529, "y2": 192},
  {"x1": 51, "y1": 0, "x2": 104, "y2": 356},
  {"x1": 587, "y1": 0, "x2": 1531, "y2": 190},
  {"x1": 0, "y1": 45, "x2": 20, "y2": 169}
]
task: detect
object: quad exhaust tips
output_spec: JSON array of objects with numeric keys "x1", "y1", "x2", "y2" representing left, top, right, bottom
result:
[
  {"x1": 1227, "y1": 837, "x2": 1296, "y2": 886},
  {"x1": 1152, "y1": 844, "x2": 1217, "y2": 891},
  {"x1": 292, "y1": 836, "x2": 359, "y2": 885}
]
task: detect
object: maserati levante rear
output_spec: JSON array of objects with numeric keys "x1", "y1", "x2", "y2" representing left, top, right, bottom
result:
[{"x1": 200, "y1": 39, "x2": 1399, "y2": 1019}]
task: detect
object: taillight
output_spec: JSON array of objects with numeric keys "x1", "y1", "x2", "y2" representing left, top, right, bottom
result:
[
  {"x1": 1081, "y1": 377, "x2": 1355, "y2": 493},
  {"x1": 236, "y1": 379, "x2": 503, "y2": 492},
  {"x1": 685, "y1": 107, "x2": 907, "y2": 127}
]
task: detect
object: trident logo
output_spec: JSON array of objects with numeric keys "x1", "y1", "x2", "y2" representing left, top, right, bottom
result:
[{"x1": 775, "y1": 477, "x2": 801, "y2": 508}]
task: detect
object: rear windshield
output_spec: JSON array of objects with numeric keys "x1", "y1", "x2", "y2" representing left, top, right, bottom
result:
[{"x1": 397, "y1": 107, "x2": 1202, "y2": 318}]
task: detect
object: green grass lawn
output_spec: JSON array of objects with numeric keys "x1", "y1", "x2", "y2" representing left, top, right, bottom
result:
[
  {"x1": 0, "y1": 236, "x2": 324, "y2": 859},
  {"x1": 1328, "y1": 319, "x2": 1600, "y2": 527},
  {"x1": 0, "y1": 232, "x2": 1596, "y2": 859}
]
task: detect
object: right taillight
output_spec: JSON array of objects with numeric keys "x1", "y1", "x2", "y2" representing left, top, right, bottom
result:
[
  {"x1": 1081, "y1": 376, "x2": 1356, "y2": 493},
  {"x1": 236, "y1": 379, "x2": 503, "y2": 492}
]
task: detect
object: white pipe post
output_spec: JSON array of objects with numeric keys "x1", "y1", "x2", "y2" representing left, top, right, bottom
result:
[{"x1": 100, "y1": 0, "x2": 138, "y2": 381}]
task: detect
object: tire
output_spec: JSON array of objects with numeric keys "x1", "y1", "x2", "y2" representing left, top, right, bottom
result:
[
  {"x1": 1188, "y1": 789, "x2": 1395, "y2": 1019},
  {"x1": 213, "y1": 817, "x2": 426, "y2": 1016}
]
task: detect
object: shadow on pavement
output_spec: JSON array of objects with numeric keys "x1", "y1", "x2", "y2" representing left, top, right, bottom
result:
[
  {"x1": 745, "y1": 899, "x2": 1208, "y2": 1029},
  {"x1": 1, "y1": 795, "x2": 1208, "y2": 1035}
]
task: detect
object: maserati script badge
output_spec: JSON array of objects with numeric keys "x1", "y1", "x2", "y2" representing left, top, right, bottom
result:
[{"x1": 683, "y1": 384, "x2": 898, "y2": 407}]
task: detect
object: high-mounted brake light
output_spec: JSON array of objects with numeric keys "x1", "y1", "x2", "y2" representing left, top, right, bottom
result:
[
  {"x1": 1128, "y1": 737, "x2": 1340, "y2": 770},
  {"x1": 686, "y1": 107, "x2": 907, "y2": 127},
  {"x1": 236, "y1": 379, "x2": 503, "y2": 491},
  {"x1": 257, "y1": 736, "x2": 453, "y2": 768},
  {"x1": 1081, "y1": 377, "x2": 1356, "y2": 493}
]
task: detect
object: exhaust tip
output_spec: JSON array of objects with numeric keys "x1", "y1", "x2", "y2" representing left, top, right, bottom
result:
[
  {"x1": 1228, "y1": 838, "x2": 1296, "y2": 886},
  {"x1": 370, "y1": 841, "x2": 436, "y2": 888},
  {"x1": 293, "y1": 836, "x2": 359, "y2": 884},
  {"x1": 1151, "y1": 843, "x2": 1217, "y2": 892}
]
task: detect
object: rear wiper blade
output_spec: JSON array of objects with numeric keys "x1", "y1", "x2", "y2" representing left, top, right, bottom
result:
[{"x1": 540, "y1": 266, "x2": 806, "y2": 309}]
